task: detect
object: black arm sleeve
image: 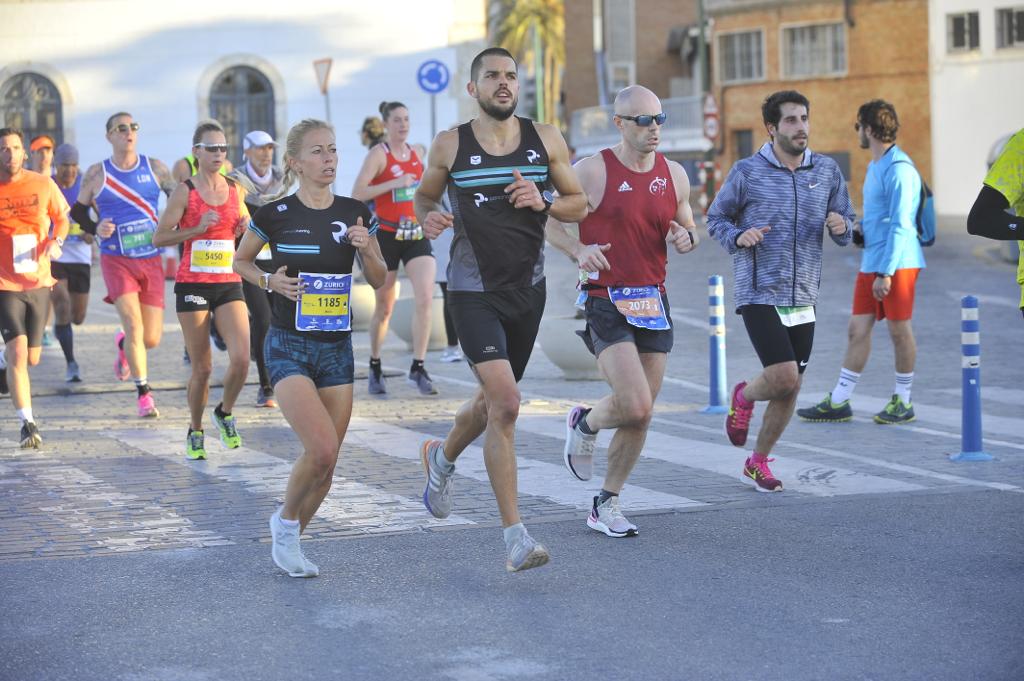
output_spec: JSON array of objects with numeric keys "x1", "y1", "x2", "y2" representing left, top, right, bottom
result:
[
  {"x1": 967, "y1": 185, "x2": 1022, "y2": 241},
  {"x1": 69, "y1": 202, "x2": 98, "y2": 235}
]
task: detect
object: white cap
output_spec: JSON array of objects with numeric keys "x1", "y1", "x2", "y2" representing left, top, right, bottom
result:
[{"x1": 243, "y1": 130, "x2": 277, "y2": 151}]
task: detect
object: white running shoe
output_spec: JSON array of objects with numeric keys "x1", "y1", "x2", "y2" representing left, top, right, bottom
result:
[
  {"x1": 587, "y1": 495, "x2": 638, "y2": 538},
  {"x1": 440, "y1": 346, "x2": 463, "y2": 363},
  {"x1": 269, "y1": 509, "x2": 318, "y2": 577},
  {"x1": 505, "y1": 530, "x2": 550, "y2": 573},
  {"x1": 564, "y1": 405, "x2": 596, "y2": 481}
]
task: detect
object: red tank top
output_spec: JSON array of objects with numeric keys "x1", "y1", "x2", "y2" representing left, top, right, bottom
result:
[
  {"x1": 369, "y1": 143, "x2": 423, "y2": 232},
  {"x1": 579, "y1": 148, "x2": 677, "y2": 298},
  {"x1": 176, "y1": 179, "x2": 244, "y2": 284}
]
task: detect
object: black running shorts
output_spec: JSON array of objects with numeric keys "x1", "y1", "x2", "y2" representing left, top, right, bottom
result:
[
  {"x1": 448, "y1": 280, "x2": 545, "y2": 382},
  {"x1": 0, "y1": 288, "x2": 50, "y2": 346},
  {"x1": 376, "y1": 229, "x2": 433, "y2": 272},
  {"x1": 174, "y1": 282, "x2": 245, "y2": 313},
  {"x1": 51, "y1": 262, "x2": 91, "y2": 294},
  {"x1": 578, "y1": 293, "x2": 674, "y2": 357},
  {"x1": 740, "y1": 304, "x2": 815, "y2": 374}
]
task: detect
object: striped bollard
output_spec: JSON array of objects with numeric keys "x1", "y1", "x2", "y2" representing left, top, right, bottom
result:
[
  {"x1": 950, "y1": 296, "x2": 993, "y2": 461},
  {"x1": 700, "y1": 275, "x2": 729, "y2": 414}
]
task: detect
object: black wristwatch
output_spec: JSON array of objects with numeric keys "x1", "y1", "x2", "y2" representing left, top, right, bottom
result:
[{"x1": 541, "y1": 190, "x2": 555, "y2": 214}]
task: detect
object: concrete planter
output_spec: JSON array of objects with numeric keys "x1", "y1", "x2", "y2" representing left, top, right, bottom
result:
[
  {"x1": 390, "y1": 295, "x2": 447, "y2": 351},
  {"x1": 350, "y1": 280, "x2": 399, "y2": 332},
  {"x1": 537, "y1": 314, "x2": 601, "y2": 380}
]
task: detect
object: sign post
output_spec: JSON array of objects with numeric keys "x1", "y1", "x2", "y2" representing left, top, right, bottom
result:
[
  {"x1": 313, "y1": 58, "x2": 333, "y2": 123},
  {"x1": 416, "y1": 59, "x2": 450, "y2": 139}
]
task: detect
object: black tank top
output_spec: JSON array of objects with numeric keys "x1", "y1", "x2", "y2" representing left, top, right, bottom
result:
[{"x1": 446, "y1": 116, "x2": 551, "y2": 292}]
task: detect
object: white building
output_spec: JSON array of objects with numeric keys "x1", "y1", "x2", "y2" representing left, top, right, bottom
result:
[
  {"x1": 0, "y1": 0, "x2": 487, "y2": 191},
  {"x1": 929, "y1": 1, "x2": 1024, "y2": 217}
]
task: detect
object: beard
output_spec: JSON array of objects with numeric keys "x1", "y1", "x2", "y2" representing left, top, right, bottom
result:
[
  {"x1": 777, "y1": 133, "x2": 807, "y2": 157},
  {"x1": 478, "y1": 94, "x2": 518, "y2": 121}
]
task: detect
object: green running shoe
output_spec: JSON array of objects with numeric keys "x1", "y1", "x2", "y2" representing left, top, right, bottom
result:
[
  {"x1": 186, "y1": 429, "x2": 206, "y2": 460},
  {"x1": 874, "y1": 395, "x2": 915, "y2": 425},
  {"x1": 213, "y1": 409, "x2": 242, "y2": 449},
  {"x1": 796, "y1": 393, "x2": 853, "y2": 422}
]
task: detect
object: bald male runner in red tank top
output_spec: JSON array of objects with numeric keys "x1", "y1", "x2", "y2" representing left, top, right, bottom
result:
[{"x1": 546, "y1": 85, "x2": 698, "y2": 538}]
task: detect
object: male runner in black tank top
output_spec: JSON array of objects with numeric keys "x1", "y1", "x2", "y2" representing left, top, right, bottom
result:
[{"x1": 413, "y1": 47, "x2": 587, "y2": 573}]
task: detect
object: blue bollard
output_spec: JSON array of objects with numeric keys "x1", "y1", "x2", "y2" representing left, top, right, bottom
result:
[
  {"x1": 701, "y1": 275, "x2": 729, "y2": 414},
  {"x1": 950, "y1": 296, "x2": 993, "y2": 461}
]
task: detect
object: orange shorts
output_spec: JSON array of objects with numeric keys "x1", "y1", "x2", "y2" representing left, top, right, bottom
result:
[{"x1": 852, "y1": 268, "x2": 919, "y2": 321}]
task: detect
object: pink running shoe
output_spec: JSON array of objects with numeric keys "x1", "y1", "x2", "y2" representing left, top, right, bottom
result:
[
  {"x1": 743, "y1": 455, "x2": 783, "y2": 492},
  {"x1": 725, "y1": 381, "x2": 753, "y2": 447},
  {"x1": 114, "y1": 331, "x2": 130, "y2": 381},
  {"x1": 138, "y1": 393, "x2": 159, "y2": 418}
]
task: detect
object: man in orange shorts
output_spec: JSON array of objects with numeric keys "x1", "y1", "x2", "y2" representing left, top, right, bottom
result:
[
  {"x1": 798, "y1": 100, "x2": 925, "y2": 425},
  {"x1": 0, "y1": 128, "x2": 70, "y2": 447}
]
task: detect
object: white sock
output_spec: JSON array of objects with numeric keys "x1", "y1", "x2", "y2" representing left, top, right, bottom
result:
[
  {"x1": 503, "y1": 522, "x2": 526, "y2": 547},
  {"x1": 16, "y1": 407, "x2": 33, "y2": 424},
  {"x1": 831, "y1": 368, "x2": 860, "y2": 404},
  {"x1": 433, "y1": 444, "x2": 454, "y2": 472},
  {"x1": 894, "y1": 372, "x2": 914, "y2": 404},
  {"x1": 279, "y1": 515, "x2": 299, "y2": 527}
]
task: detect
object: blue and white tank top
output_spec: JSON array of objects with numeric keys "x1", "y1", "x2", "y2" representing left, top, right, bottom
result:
[{"x1": 94, "y1": 155, "x2": 161, "y2": 258}]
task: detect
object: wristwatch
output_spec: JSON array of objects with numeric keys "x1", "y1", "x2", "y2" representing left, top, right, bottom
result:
[
  {"x1": 874, "y1": 272, "x2": 890, "y2": 279},
  {"x1": 541, "y1": 190, "x2": 555, "y2": 214},
  {"x1": 259, "y1": 272, "x2": 273, "y2": 292}
]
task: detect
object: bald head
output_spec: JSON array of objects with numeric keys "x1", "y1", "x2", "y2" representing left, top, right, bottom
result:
[{"x1": 613, "y1": 86, "x2": 661, "y2": 116}]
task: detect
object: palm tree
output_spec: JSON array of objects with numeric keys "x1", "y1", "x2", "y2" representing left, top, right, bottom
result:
[{"x1": 490, "y1": 0, "x2": 565, "y2": 128}]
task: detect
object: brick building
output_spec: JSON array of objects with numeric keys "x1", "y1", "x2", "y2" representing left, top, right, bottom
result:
[{"x1": 708, "y1": 0, "x2": 931, "y2": 209}]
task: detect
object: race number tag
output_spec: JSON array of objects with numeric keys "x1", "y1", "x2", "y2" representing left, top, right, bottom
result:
[
  {"x1": 391, "y1": 183, "x2": 419, "y2": 203},
  {"x1": 607, "y1": 286, "x2": 670, "y2": 330},
  {"x1": 12, "y1": 233, "x2": 38, "y2": 273},
  {"x1": 116, "y1": 219, "x2": 157, "y2": 258},
  {"x1": 255, "y1": 242, "x2": 272, "y2": 261},
  {"x1": 776, "y1": 305, "x2": 815, "y2": 327},
  {"x1": 295, "y1": 272, "x2": 351, "y2": 332},
  {"x1": 189, "y1": 239, "x2": 234, "y2": 273}
]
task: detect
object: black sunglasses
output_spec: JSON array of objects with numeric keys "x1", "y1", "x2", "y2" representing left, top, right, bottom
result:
[
  {"x1": 195, "y1": 143, "x2": 229, "y2": 153},
  {"x1": 109, "y1": 122, "x2": 140, "y2": 134},
  {"x1": 618, "y1": 113, "x2": 667, "y2": 127}
]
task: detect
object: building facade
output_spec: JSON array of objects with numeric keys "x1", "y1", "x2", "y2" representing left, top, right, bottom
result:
[
  {"x1": 708, "y1": 0, "x2": 931, "y2": 210},
  {"x1": 0, "y1": 0, "x2": 486, "y2": 192}
]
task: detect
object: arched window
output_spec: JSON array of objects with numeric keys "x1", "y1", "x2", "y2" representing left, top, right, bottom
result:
[
  {"x1": 1, "y1": 72, "x2": 63, "y2": 146},
  {"x1": 209, "y1": 66, "x2": 275, "y2": 166}
]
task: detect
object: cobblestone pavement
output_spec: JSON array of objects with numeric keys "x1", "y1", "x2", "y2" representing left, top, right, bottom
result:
[{"x1": 1, "y1": 218, "x2": 1020, "y2": 563}]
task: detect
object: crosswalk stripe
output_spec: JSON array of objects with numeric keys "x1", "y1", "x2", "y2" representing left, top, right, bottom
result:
[
  {"x1": 107, "y1": 429, "x2": 475, "y2": 533},
  {"x1": 345, "y1": 418, "x2": 705, "y2": 511},
  {"x1": 0, "y1": 456, "x2": 230, "y2": 552},
  {"x1": 513, "y1": 411, "x2": 925, "y2": 496}
]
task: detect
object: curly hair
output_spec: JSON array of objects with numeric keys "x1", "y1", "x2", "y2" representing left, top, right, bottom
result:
[{"x1": 857, "y1": 100, "x2": 899, "y2": 143}]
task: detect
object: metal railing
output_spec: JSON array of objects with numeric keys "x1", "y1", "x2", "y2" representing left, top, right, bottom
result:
[{"x1": 569, "y1": 96, "x2": 709, "y2": 156}]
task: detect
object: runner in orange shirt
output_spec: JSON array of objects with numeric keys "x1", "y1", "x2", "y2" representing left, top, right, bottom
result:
[{"x1": 0, "y1": 128, "x2": 70, "y2": 448}]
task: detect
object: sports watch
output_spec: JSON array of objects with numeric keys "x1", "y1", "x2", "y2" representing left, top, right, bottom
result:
[
  {"x1": 259, "y1": 272, "x2": 273, "y2": 292},
  {"x1": 541, "y1": 190, "x2": 555, "y2": 214}
]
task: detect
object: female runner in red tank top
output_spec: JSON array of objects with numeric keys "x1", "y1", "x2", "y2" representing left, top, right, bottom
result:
[
  {"x1": 154, "y1": 121, "x2": 251, "y2": 460},
  {"x1": 351, "y1": 101, "x2": 438, "y2": 396}
]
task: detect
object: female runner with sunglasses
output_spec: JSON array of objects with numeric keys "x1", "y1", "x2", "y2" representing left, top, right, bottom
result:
[
  {"x1": 154, "y1": 121, "x2": 251, "y2": 460},
  {"x1": 235, "y1": 119, "x2": 387, "y2": 577}
]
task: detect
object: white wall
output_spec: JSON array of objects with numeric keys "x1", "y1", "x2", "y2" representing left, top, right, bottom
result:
[
  {"x1": 0, "y1": 0, "x2": 486, "y2": 192},
  {"x1": 929, "y1": 0, "x2": 1024, "y2": 216}
]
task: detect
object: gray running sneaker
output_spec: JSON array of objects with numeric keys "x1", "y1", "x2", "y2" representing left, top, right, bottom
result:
[
  {"x1": 564, "y1": 406, "x2": 596, "y2": 481},
  {"x1": 420, "y1": 439, "x2": 454, "y2": 518},
  {"x1": 368, "y1": 368, "x2": 387, "y2": 395},
  {"x1": 505, "y1": 530, "x2": 550, "y2": 573},
  {"x1": 408, "y1": 366, "x2": 439, "y2": 395},
  {"x1": 269, "y1": 509, "x2": 318, "y2": 578},
  {"x1": 20, "y1": 421, "x2": 41, "y2": 449},
  {"x1": 65, "y1": 360, "x2": 82, "y2": 383},
  {"x1": 587, "y1": 495, "x2": 638, "y2": 538}
]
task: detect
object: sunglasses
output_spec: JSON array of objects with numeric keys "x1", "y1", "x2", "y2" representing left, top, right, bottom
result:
[
  {"x1": 195, "y1": 143, "x2": 229, "y2": 153},
  {"x1": 109, "y1": 123, "x2": 140, "y2": 134},
  {"x1": 618, "y1": 113, "x2": 667, "y2": 127}
]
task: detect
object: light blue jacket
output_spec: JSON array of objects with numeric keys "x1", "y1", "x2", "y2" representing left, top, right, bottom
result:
[
  {"x1": 860, "y1": 145, "x2": 926, "y2": 274},
  {"x1": 707, "y1": 144, "x2": 855, "y2": 309}
]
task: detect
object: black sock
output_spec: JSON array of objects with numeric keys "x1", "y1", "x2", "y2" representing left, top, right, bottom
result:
[
  {"x1": 411, "y1": 359, "x2": 424, "y2": 373},
  {"x1": 369, "y1": 358, "x2": 382, "y2": 378},
  {"x1": 214, "y1": 402, "x2": 230, "y2": 418},
  {"x1": 597, "y1": 489, "x2": 618, "y2": 506},
  {"x1": 54, "y1": 323, "x2": 74, "y2": 363},
  {"x1": 137, "y1": 383, "x2": 151, "y2": 397},
  {"x1": 577, "y1": 408, "x2": 596, "y2": 435}
]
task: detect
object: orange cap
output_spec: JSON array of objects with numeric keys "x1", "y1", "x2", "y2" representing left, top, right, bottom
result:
[{"x1": 29, "y1": 135, "x2": 56, "y2": 152}]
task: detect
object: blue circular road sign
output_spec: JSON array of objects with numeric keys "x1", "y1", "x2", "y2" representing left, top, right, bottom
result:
[{"x1": 417, "y1": 60, "x2": 450, "y2": 95}]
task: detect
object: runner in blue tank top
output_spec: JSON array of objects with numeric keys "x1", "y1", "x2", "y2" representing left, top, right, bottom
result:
[
  {"x1": 72, "y1": 112, "x2": 176, "y2": 418},
  {"x1": 413, "y1": 47, "x2": 587, "y2": 573}
]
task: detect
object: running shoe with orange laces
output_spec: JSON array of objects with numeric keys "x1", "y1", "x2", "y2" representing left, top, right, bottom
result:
[
  {"x1": 725, "y1": 381, "x2": 754, "y2": 447},
  {"x1": 743, "y1": 454, "x2": 783, "y2": 492}
]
